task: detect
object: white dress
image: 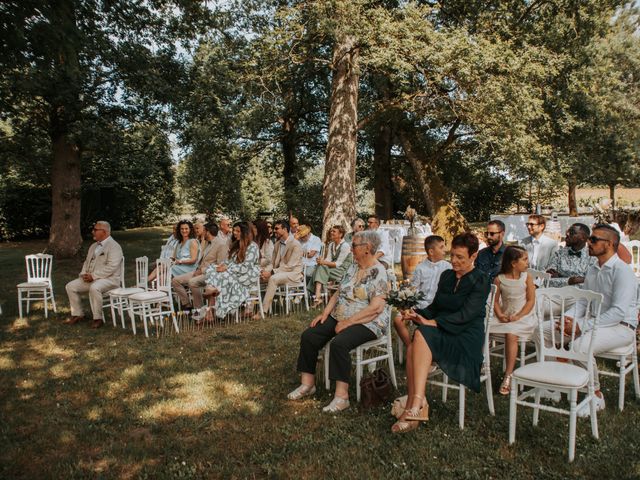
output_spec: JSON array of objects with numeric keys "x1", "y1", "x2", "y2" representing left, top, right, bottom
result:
[{"x1": 489, "y1": 272, "x2": 537, "y2": 338}]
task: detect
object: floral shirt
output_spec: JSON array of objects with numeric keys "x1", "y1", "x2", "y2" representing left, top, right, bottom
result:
[
  {"x1": 332, "y1": 262, "x2": 390, "y2": 336},
  {"x1": 546, "y1": 245, "x2": 596, "y2": 288}
]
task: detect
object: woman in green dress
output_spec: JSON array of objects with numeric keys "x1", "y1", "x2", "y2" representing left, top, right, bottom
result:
[
  {"x1": 310, "y1": 225, "x2": 352, "y2": 306},
  {"x1": 392, "y1": 232, "x2": 490, "y2": 434}
]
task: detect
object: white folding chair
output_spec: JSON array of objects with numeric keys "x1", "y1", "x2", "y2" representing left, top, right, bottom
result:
[
  {"x1": 623, "y1": 240, "x2": 640, "y2": 276},
  {"x1": 128, "y1": 258, "x2": 177, "y2": 337},
  {"x1": 274, "y1": 265, "x2": 309, "y2": 315},
  {"x1": 17, "y1": 253, "x2": 57, "y2": 318},
  {"x1": 244, "y1": 276, "x2": 265, "y2": 320},
  {"x1": 509, "y1": 287, "x2": 603, "y2": 462},
  {"x1": 429, "y1": 284, "x2": 497, "y2": 429},
  {"x1": 386, "y1": 241, "x2": 398, "y2": 290},
  {"x1": 108, "y1": 256, "x2": 148, "y2": 328},
  {"x1": 323, "y1": 308, "x2": 397, "y2": 401}
]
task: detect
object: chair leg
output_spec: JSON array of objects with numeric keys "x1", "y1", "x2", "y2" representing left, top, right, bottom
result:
[
  {"x1": 568, "y1": 389, "x2": 577, "y2": 462},
  {"x1": 388, "y1": 353, "x2": 398, "y2": 389},
  {"x1": 18, "y1": 290, "x2": 23, "y2": 318},
  {"x1": 142, "y1": 304, "x2": 150, "y2": 338},
  {"x1": 324, "y1": 345, "x2": 331, "y2": 390},
  {"x1": 442, "y1": 374, "x2": 449, "y2": 402},
  {"x1": 356, "y1": 348, "x2": 363, "y2": 402},
  {"x1": 458, "y1": 385, "x2": 465, "y2": 430},
  {"x1": 632, "y1": 350, "x2": 640, "y2": 399},
  {"x1": 618, "y1": 354, "x2": 626, "y2": 411},
  {"x1": 50, "y1": 288, "x2": 57, "y2": 312},
  {"x1": 484, "y1": 360, "x2": 495, "y2": 416},
  {"x1": 508, "y1": 378, "x2": 517, "y2": 444},
  {"x1": 532, "y1": 389, "x2": 542, "y2": 426},
  {"x1": 43, "y1": 289, "x2": 48, "y2": 318}
]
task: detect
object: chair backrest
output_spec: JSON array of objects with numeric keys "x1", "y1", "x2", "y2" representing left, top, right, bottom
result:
[
  {"x1": 484, "y1": 284, "x2": 498, "y2": 331},
  {"x1": 527, "y1": 268, "x2": 551, "y2": 287},
  {"x1": 25, "y1": 254, "x2": 53, "y2": 284},
  {"x1": 135, "y1": 256, "x2": 149, "y2": 290},
  {"x1": 624, "y1": 240, "x2": 640, "y2": 276},
  {"x1": 536, "y1": 286, "x2": 603, "y2": 364},
  {"x1": 155, "y1": 258, "x2": 173, "y2": 294}
]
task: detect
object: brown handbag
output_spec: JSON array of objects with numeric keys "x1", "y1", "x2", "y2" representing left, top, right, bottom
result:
[{"x1": 360, "y1": 368, "x2": 394, "y2": 409}]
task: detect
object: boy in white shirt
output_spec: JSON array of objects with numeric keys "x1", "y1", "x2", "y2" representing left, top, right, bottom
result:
[{"x1": 393, "y1": 235, "x2": 452, "y2": 346}]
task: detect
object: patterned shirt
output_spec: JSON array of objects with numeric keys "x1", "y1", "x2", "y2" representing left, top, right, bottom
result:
[
  {"x1": 546, "y1": 245, "x2": 596, "y2": 288},
  {"x1": 332, "y1": 263, "x2": 390, "y2": 336}
]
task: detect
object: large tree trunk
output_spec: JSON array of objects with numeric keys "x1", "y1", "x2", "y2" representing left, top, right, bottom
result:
[
  {"x1": 322, "y1": 36, "x2": 359, "y2": 239},
  {"x1": 608, "y1": 182, "x2": 616, "y2": 213},
  {"x1": 373, "y1": 122, "x2": 394, "y2": 220},
  {"x1": 281, "y1": 113, "x2": 299, "y2": 211},
  {"x1": 568, "y1": 178, "x2": 578, "y2": 217},
  {"x1": 399, "y1": 130, "x2": 468, "y2": 246}
]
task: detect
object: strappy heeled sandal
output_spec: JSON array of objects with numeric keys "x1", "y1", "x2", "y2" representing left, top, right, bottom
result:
[
  {"x1": 404, "y1": 395, "x2": 430, "y2": 422},
  {"x1": 287, "y1": 384, "x2": 316, "y2": 400},
  {"x1": 499, "y1": 374, "x2": 513, "y2": 396},
  {"x1": 322, "y1": 396, "x2": 350, "y2": 413}
]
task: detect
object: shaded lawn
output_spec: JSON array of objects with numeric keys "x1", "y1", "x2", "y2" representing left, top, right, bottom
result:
[{"x1": 0, "y1": 228, "x2": 639, "y2": 479}]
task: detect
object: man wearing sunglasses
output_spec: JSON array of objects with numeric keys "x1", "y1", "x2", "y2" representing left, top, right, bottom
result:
[
  {"x1": 520, "y1": 214, "x2": 558, "y2": 271},
  {"x1": 476, "y1": 220, "x2": 506, "y2": 282},
  {"x1": 559, "y1": 224, "x2": 638, "y2": 416}
]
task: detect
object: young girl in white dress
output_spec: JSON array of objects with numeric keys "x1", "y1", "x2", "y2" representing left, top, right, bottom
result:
[{"x1": 490, "y1": 245, "x2": 536, "y2": 395}]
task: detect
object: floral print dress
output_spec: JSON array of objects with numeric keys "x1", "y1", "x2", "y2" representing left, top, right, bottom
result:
[{"x1": 205, "y1": 242, "x2": 260, "y2": 318}]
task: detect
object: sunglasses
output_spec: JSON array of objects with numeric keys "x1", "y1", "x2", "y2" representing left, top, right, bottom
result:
[
  {"x1": 525, "y1": 223, "x2": 540, "y2": 227},
  {"x1": 484, "y1": 231, "x2": 501, "y2": 237},
  {"x1": 588, "y1": 235, "x2": 609, "y2": 243},
  {"x1": 351, "y1": 242, "x2": 367, "y2": 248}
]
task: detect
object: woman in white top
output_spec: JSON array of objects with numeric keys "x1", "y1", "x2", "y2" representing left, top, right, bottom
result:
[{"x1": 310, "y1": 225, "x2": 352, "y2": 306}]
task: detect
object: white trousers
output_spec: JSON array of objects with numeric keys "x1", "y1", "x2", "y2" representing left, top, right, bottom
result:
[{"x1": 65, "y1": 277, "x2": 120, "y2": 319}]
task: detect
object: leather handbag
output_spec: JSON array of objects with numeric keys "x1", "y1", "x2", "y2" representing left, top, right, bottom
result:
[{"x1": 360, "y1": 368, "x2": 394, "y2": 409}]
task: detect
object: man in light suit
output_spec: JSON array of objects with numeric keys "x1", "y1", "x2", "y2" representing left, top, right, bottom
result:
[
  {"x1": 64, "y1": 221, "x2": 123, "y2": 328},
  {"x1": 257, "y1": 219, "x2": 303, "y2": 319},
  {"x1": 172, "y1": 222, "x2": 229, "y2": 310},
  {"x1": 519, "y1": 214, "x2": 558, "y2": 271}
]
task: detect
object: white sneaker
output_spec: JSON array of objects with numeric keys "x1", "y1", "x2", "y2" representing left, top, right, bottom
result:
[{"x1": 577, "y1": 394, "x2": 605, "y2": 418}]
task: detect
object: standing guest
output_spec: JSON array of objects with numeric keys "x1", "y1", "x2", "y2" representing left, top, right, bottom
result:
[
  {"x1": 393, "y1": 235, "x2": 451, "y2": 348},
  {"x1": 519, "y1": 214, "x2": 558, "y2": 271},
  {"x1": 202, "y1": 222, "x2": 260, "y2": 320},
  {"x1": 391, "y1": 232, "x2": 490, "y2": 433},
  {"x1": 288, "y1": 231, "x2": 390, "y2": 413},
  {"x1": 490, "y1": 246, "x2": 536, "y2": 395},
  {"x1": 476, "y1": 220, "x2": 507, "y2": 283},
  {"x1": 544, "y1": 224, "x2": 638, "y2": 416},
  {"x1": 289, "y1": 216, "x2": 300, "y2": 235},
  {"x1": 254, "y1": 219, "x2": 274, "y2": 274},
  {"x1": 172, "y1": 222, "x2": 228, "y2": 311},
  {"x1": 310, "y1": 225, "x2": 352, "y2": 307},
  {"x1": 64, "y1": 221, "x2": 123, "y2": 329},
  {"x1": 366, "y1": 215, "x2": 393, "y2": 268},
  {"x1": 256, "y1": 219, "x2": 304, "y2": 318},
  {"x1": 546, "y1": 223, "x2": 595, "y2": 288},
  {"x1": 296, "y1": 225, "x2": 323, "y2": 281},
  {"x1": 345, "y1": 218, "x2": 365, "y2": 242}
]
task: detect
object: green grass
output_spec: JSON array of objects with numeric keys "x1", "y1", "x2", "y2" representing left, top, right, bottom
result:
[{"x1": 1, "y1": 228, "x2": 639, "y2": 479}]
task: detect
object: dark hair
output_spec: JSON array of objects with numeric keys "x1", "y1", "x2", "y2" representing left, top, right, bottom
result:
[
  {"x1": 204, "y1": 222, "x2": 219, "y2": 236},
  {"x1": 275, "y1": 219, "x2": 290, "y2": 232},
  {"x1": 499, "y1": 245, "x2": 527, "y2": 275},
  {"x1": 451, "y1": 232, "x2": 480, "y2": 255},
  {"x1": 330, "y1": 225, "x2": 346, "y2": 238},
  {"x1": 254, "y1": 219, "x2": 270, "y2": 248},
  {"x1": 424, "y1": 235, "x2": 444, "y2": 252},
  {"x1": 569, "y1": 223, "x2": 590, "y2": 237},
  {"x1": 528, "y1": 214, "x2": 546, "y2": 227},
  {"x1": 487, "y1": 219, "x2": 506, "y2": 232},
  {"x1": 368, "y1": 214, "x2": 381, "y2": 224},
  {"x1": 229, "y1": 222, "x2": 252, "y2": 263},
  {"x1": 593, "y1": 223, "x2": 620, "y2": 248},
  {"x1": 174, "y1": 220, "x2": 195, "y2": 241}
]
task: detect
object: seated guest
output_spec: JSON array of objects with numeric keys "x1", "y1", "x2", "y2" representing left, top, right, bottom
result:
[
  {"x1": 392, "y1": 232, "x2": 490, "y2": 433},
  {"x1": 366, "y1": 215, "x2": 393, "y2": 268},
  {"x1": 255, "y1": 219, "x2": 304, "y2": 318},
  {"x1": 289, "y1": 216, "x2": 300, "y2": 236},
  {"x1": 160, "y1": 223, "x2": 179, "y2": 258},
  {"x1": 218, "y1": 217, "x2": 232, "y2": 244},
  {"x1": 150, "y1": 220, "x2": 199, "y2": 282},
  {"x1": 254, "y1": 219, "x2": 274, "y2": 274},
  {"x1": 172, "y1": 222, "x2": 228, "y2": 311},
  {"x1": 194, "y1": 221, "x2": 206, "y2": 249},
  {"x1": 296, "y1": 225, "x2": 323, "y2": 281},
  {"x1": 202, "y1": 222, "x2": 260, "y2": 319},
  {"x1": 546, "y1": 223, "x2": 595, "y2": 288},
  {"x1": 519, "y1": 214, "x2": 558, "y2": 271},
  {"x1": 345, "y1": 217, "x2": 365, "y2": 242},
  {"x1": 64, "y1": 221, "x2": 123, "y2": 329},
  {"x1": 393, "y1": 235, "x2": 451, "y2": 348},
  {"x1": 310, "y1": 225, "x2": 352, "y2": 307},
  {"x1": 288, "y1": 231, "x2": 390, "y2": 413},
  {"x1": 541, "y1": 224, "x2": 638, "y2": 416},
  {"x1": 476, "y1": 220, "x2": 506, "y2": 283}
]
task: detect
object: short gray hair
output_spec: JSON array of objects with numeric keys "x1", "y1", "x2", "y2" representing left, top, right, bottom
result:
[
  {"x1": 353, "y1": 230, "x2": 380, "y2": 253},
  {"x1": 96, "y1": 221, "x2": 111, "y2": 234}
]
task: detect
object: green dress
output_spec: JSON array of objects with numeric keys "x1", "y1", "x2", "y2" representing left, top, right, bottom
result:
[
  {"x1": 416, "y1": 268, "x2": 490, "y2": 392},
  {"x1": 310, "y1": 240, "x2": 353, "y2": 288}
]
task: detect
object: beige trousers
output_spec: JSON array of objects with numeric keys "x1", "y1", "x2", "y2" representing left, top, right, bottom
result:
[
  {"x1": 65, "y1": 277, "x2": 120, "y2": 319},
  {"x1": 262, "y1": 271, "x2": 301, "y2": 313}
]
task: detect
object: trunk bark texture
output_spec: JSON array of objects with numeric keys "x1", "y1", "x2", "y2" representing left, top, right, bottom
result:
[
  {"x1": 609, "y1": 183, "x2": 616, "y2": 213},
  {"x1": 373, "y1": 122, "x2": 394, "y2": 220},
  {"x1": 322, "y1": 36, "x2": 359, "y2": 240},
  {"x1": 281, "y1": 113, "x2": 299, "y2": 211},
  {"x1": 568, "y1": 179, "x2": 578, "y2": 216}
]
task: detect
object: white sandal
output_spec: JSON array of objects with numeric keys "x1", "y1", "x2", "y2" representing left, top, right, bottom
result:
[
  {"x1": 287, "y1": 384, "x2": 316, "y2": 400},
  {"x1": 322, "y1": 396, "x2": 350, "y2": 413}
]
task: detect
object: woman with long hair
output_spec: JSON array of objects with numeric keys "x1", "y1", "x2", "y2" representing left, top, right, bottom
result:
[
  {"x1": 149, "y1": 220, "x2": 199, "y2": 282},
  {"x1": 254, "y1": 219, "x2": 274, "y2": 272}
]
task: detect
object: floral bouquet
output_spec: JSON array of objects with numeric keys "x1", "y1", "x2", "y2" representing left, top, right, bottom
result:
[{"x1": 387, "y1": 283, "x2": 425, "y2": 313}]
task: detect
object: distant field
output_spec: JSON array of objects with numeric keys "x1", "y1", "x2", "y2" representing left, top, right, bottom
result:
[{"x1": 574, "y1": 187, "x2": 640, "y2": 204}]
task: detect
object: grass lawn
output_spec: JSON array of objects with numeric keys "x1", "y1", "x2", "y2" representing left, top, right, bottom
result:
[{"x1": 0, "y1": 228, "x2": 639, "y2": 479}]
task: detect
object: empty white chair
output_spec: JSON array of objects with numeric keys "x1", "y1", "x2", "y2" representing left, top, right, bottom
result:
[
  {"x1": 17, "y1": 254, "x2": 57, "y2": 318},
  {"x1": 108, "y1": 256, "x2": 149, "y2": 328},
  {"x1": 624, "y1": 240, "x2": 640, "y2": 276},
  {"x1": 128, "y1": 258, "x2": 178, "y2": 337},
  {"x1": 509, "y1": 287, "x2": 603, "y2": 462}
]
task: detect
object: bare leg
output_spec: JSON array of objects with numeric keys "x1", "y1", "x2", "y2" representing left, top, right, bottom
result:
[
  {"x1": 393, "y1": 314, "x2": 412, "y2": 347},
  {"x1": 407, "y1": 330, "x2": 432, "y2": 410},
  {"x1": 504, "y1": 333, "x2": 518, "y2": 375},
  {"x1": 334, "y1": 380, "x2": 349, "y2": 400}
]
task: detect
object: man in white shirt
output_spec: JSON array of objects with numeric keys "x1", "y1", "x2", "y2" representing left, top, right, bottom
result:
[
  {"x1": 557, "y1": 224, "x2": 638, "y2": 415},
  {"x1": 218, "y1": 217, "x2": 232, "y2": 243},
  {"x1": 64, "y1": 221, "x2": 123, "y2": 328},
  {"x1": 296, "y1": 225, "x2": 323, "y2": 280},
  {"x1": 519, "y1": 214, "x2": 558, "y2": 271},
  {"x1": 367, "y1": 215, "x2": 392, "y2": 268},
  {"x1": 289, "y1": 216, "x2": 300, "y2": 236}
]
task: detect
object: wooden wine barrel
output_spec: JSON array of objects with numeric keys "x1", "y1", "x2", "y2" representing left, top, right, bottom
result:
[{"x1": 401, "y1": 235, "x2": 427, "y2": 281}]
